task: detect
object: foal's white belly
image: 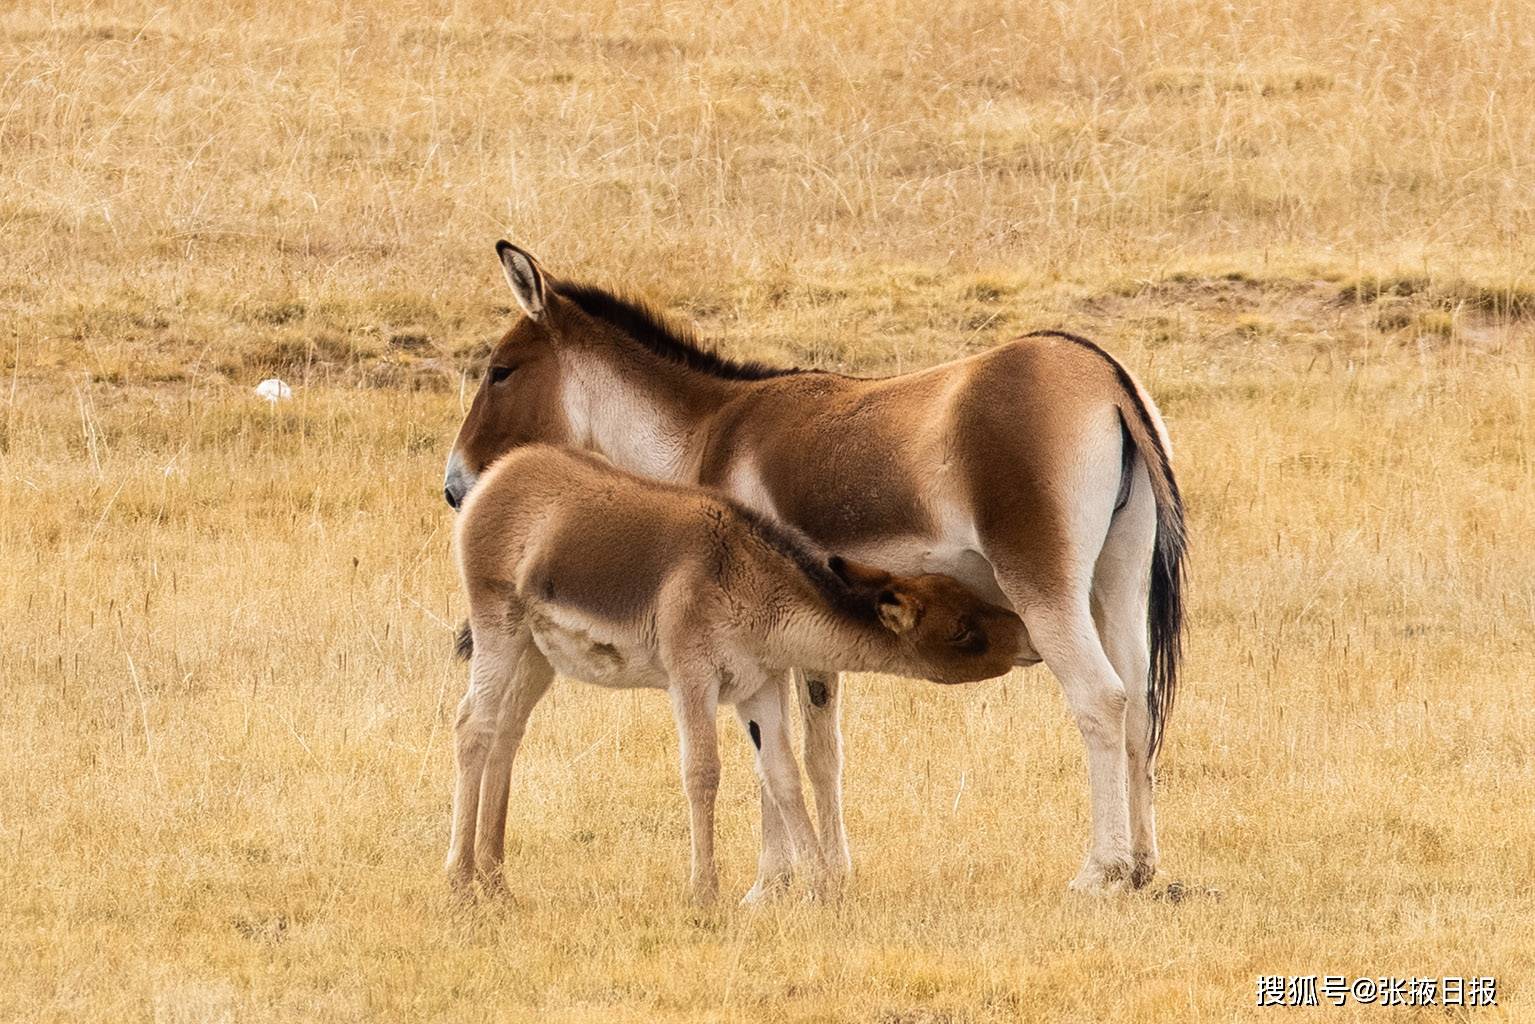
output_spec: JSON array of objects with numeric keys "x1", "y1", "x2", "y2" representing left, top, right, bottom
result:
[
  {"x1": 527, "y1": 609, "x2": 670, "y2": 691},
  {"x1": 526, "y1": 606, "x2": 775, "y2": 700}
]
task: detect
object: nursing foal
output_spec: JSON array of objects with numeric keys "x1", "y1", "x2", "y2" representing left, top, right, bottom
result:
[{"x1": 448, "y1": 444, "x2": 1026, "y2": 901}]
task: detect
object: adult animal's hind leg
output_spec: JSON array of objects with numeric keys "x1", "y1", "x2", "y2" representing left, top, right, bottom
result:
[
  {"x1": 1092, "y1": 459, "x2": 1159, "y2": 887},
  {"x1": 1025, "y1": 599, "x2": 1133, "y2": 891},
  {"x1": 797, "y1": 668, "x2": 851, "y2": 883},
  {"x1": 745, "y1": 673, "x2": 794, "y2": 903},
  {"x1": 982, "y1": 406, "x2": 1132, "y2": 891}
]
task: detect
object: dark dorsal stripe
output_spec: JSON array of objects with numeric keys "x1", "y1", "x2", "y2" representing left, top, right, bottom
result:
[{"x1": 554, "y1": 280, "x2": 805, "y2": 381}]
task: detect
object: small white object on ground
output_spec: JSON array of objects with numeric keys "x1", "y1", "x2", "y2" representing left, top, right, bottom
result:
[{"x1": 254, "y1": 378, "x2": 293, "y2": 403}]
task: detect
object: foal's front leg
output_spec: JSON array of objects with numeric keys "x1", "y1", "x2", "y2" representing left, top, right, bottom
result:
[
  {"x1": 669, "y1": 680, "x2": 721, "y2": 904},
  {"x1": 472, "y1": 645, "x2": 554, "y2": 887},
  {"x1": 796, "y1": 668, "x2": 851, "y2": 882},
  {"x1": 737, "y1": 684, "x2": 829, "y2": 899},
  {"x1": 445, "y1": 621, "x2": 548, "y2": 889}
]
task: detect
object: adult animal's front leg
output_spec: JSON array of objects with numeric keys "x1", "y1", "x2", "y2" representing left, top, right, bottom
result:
[{"x1": 744, "y1": 675, "x2": 794, "y2": 903}]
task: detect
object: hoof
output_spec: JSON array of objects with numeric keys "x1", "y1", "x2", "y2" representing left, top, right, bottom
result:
[
  {"x1": 822, "y1": 841, "x2": 853, "y2": 883},
  {"x1": 741, "y1": 872, "x2": 792, "y2": 905},
  {"x1": 444, "y1": 856, "x2": 476, "y2": 891},
  {"x1": 1129, "y1": 856, "x2": 1158, "y2": 890},
  {"x1": 1068, "y1": 853, "x2": 1134, "y2": 894}
]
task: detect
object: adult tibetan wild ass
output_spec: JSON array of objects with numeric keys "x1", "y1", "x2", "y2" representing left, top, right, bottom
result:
[
  {"x1": 444, "y1": 242, "x2": 1186, "y2": 893},
  {"x1": 448, "y1": 444, "x2": 1027, "y2": 901}
]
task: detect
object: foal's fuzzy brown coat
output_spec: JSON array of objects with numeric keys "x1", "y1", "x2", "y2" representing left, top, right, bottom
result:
[{"x1": 447, "y1": 445, "x2": 1025, "y2": 901}]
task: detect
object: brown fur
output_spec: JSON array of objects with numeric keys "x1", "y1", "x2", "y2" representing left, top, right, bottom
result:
[
  {"x1": 444, "y1": 444, "x2": 1026, "y2": 899},
  {"x1": 445, "y1": 242, "x2": 1188, "y2": 892}
]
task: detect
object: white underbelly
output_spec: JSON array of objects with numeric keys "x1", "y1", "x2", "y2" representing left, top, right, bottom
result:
[
  {"x1": 841, "y1": 537, "x2": 1010, "y2": 609},
  {"x1": 836, "y1": 538, "x2": 1040, "y2": 666},
  {"x1": 528, "y1": 610, "x2": 669, "y2": 691}
]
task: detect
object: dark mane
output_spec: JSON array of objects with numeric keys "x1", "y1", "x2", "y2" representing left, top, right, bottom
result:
[
  {"x1": 723, "y1": 497, "x2": 880, "y2": 624},
  {"x1": 554, "y1": 280, "x2": 804, "y2": 381}
]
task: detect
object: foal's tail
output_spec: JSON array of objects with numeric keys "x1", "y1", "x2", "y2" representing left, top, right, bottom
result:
[
  {"x1": 1114, "y1": 398, "x2": 1187, "y2": 761},
  {"x1": 454, "y1": 619, "x2": 474, "y2": 661}
]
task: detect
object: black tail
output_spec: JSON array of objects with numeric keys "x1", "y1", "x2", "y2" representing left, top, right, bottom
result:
[
  {"x1": 1107, "y1": 399, "x2": 1186, "y2": 760},
  {"x1": 454, "y1": 619, "x2": 474, "y2": 661},
  {"x1": 1142, "y1": 437, "x2": 1186, "y2": 760},
  {"x1": 1025, "y1": 331, "x2": 1186, "y2": 758}
]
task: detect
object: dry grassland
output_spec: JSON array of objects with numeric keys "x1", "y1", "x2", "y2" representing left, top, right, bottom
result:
[{"x1": 2, "y1": 2, "x2": 1533, "y2": 1021}]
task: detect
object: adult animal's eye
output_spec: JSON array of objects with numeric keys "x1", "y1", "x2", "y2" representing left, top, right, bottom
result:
[{"x1": 488, "y1": 365, "x2": 515, "y2": 385}]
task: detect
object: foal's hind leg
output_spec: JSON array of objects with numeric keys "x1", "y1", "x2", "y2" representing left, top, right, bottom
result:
[
  {"x1": 668, "y1": 674, "x2": 722, "y2": 904},
  {"x1": 445, "y1": 620, "x2": 548, "y2": 889}
]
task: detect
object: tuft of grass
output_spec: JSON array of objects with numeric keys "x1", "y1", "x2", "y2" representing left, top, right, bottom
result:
[
  {"x1": 1414, "y1": 309, "x2": 1457, "y2": 338},
  {"x1": 1338, "y1": 274, "x2": 1432, "y2": 303},
  {"x1": 1232, "y1": 313, "x2": 1278, "y2": 337},
  {"x1": 250, "y1": 330, "x2": 361, "y2": 371},
  {"x1": 1142, "y1": 63, "x2": 1335, "y2": 96},
  {"x1": 1343, "y1": 273, "x2": 1535, "y2": 321},
  {"x1": 1373, "y1": 298, "x2": 1416, "y2": 331}
]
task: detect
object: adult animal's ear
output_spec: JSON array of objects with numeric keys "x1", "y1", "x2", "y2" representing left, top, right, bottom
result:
[
  {"x1": 876, "y1": 589, "x2": 923, "y2": 635},
  {"x1": 496, "y1": 240, "x2": 547, "y2": 320}
]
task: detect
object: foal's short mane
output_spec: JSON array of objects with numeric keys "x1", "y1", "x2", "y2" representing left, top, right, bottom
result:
[
  {"x1": 555, "y1": 280, "x2": 806, "y2": 382},
  {"x1": 725, "y1": 498, "x2": 881, "y2": 624}
]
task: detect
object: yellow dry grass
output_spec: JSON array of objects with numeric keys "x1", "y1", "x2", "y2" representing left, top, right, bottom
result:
[{"x1": 3, "y1": 2, "x2": 1533, "y2": 1021}]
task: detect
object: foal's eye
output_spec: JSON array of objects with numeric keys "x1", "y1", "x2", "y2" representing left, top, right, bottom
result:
[
  {"x1": 949, "y1": 623, "x2": 981, "y2": 649},
  {"x1": 488, "y1": 365, "x2": 514, "y2": 385}
]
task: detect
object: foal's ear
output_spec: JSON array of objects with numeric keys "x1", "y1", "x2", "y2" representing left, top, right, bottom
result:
[
  {"x1": 828, "y1": 555, "x2": 893, "y2": 589},
  {"x1": 495, "y1": 240, "x2": 547, "y2": 321},
  {"x1": 875, "y1": 589, "x2": 923, "y2": 635}
]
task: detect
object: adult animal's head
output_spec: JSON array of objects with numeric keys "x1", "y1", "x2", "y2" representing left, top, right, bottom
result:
[{"x1": 444, "y1": 242, "x2": 574, "y2": 509}]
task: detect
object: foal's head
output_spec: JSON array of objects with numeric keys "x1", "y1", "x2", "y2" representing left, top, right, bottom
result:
[{"x1": 828, "y1": 556, "x2": 1027, "y2": 683}]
